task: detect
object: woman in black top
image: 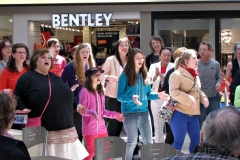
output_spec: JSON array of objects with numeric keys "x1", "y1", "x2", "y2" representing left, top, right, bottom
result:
[
  {"x1": 225, "y1": 43, "x2": 240, "y2": 103},
  {"x1": 14, "y1": 49, "x2": 88, "y2": 159}
]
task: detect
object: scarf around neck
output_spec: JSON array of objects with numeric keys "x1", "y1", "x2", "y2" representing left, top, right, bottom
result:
[{"x1": 180, "y1": 64, "x2": 199, "y2": 78}]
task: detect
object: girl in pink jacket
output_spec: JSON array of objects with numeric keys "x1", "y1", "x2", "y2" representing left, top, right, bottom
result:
[{"x1": 79, "y1": 67, "x2": 124, "y2": 160}]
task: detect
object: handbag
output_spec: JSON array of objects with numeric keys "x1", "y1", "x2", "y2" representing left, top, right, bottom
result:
[
  {"x1": 157, "y1": 78, "x2": 196, "y2": 122},
  {"x1": 157, "y1": 97, "x2": 177, "y2": 122},
  {"x1": 25, "y1": 74, "x2": 52, "y2": 128}
]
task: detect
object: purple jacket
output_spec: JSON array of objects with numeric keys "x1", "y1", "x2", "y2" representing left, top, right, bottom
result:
[{"x1": 80, "y1": 87, "x2": 121, "y2": 136}]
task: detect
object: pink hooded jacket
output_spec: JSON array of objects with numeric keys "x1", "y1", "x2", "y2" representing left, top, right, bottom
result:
[{"x1": 80, "y1": 87, "x2": 121, "y2": 136}]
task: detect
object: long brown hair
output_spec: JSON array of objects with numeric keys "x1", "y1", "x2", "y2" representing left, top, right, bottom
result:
[
  {"x1": 124, "y1": 48, "x2": 148, "y2": 86},
  {"x1": 114, "y1": 38, "x2": 132, "y2": 67},
  {"x1": 73, "y1": 43, "x2": 95, "y2": 84},
  {"x1": 0, "y1": 92, "x2": 16, "y2": 134},
  {"x1": 0, "y1": 39, "x2": 11, "y2": 61},
  {"x1": 84, "y1": 72, "x2": 104, "y2": 94}
]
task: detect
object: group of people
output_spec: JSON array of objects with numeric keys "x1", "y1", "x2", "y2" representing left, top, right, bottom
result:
[{"x1": 0, "y1": 35, "x2": 240, "y2": 160}]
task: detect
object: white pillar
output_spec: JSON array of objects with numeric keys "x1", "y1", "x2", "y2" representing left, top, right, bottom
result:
[
  {"x1": 83, "y1": 26, "x2": 91, "y2": 43},
  {"x1": 209, "y1": 19, "x2": 215, "y2": 59},
  {"x1": 12, "y1": 14, "x2": 28, "y2": 45},
  {"x1": 140, "y1": 12, "x2": 151, "y2": 56}
]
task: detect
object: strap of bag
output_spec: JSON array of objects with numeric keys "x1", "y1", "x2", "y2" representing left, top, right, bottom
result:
[
  {"x1": 40, "y1": 74, "x2": 52, "y2": 118},
  {"x1": 113, "y1": 56, "x2": 118, "y2": 76}
]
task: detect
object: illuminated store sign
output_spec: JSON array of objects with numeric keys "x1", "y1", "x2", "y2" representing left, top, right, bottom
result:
[{"x1": 52, "y1": 13, "x2": 112, "y2": 28}]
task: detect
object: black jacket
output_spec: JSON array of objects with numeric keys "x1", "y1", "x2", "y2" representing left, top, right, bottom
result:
[
  {"x1": 0, "y1": 135, "x2": 31, "y2": 160},
  {"x1": 230, "y1": 69, "x2": 240, "y2": 104}
]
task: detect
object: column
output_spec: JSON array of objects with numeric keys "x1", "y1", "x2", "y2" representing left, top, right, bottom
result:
[
  {"x1": 83, "y1": 26, "x2": 91, "y2": 43},
  {"x1": 140, "y1": 12, "x2": 151, "y2": 56}
]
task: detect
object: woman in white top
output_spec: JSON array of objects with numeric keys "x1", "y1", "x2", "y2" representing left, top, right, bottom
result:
[
  {"x1": 148, "y1": 47, "x2": 174, "y2": 143},
  {"x1": 101, "y1": 37, "x2": 131, "y2": 136}
]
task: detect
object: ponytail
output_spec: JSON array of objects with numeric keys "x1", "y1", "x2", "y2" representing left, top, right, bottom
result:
[{"x1": 174, "y1": 57, "x2": 181, "y2": 70}]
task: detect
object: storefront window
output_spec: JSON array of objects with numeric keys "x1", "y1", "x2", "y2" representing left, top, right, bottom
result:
[
  {"x1": 220, "y1": 18, "x2": 240, "y2": 68},
  {"x1": 154, "y1": 19, "x2": 215, "y2": 56},
  {"x1": 0, "y1": 15, "x2": 13, "y2": 42}
]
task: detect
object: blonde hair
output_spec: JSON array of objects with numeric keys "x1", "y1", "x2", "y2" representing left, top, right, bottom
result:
[
  {"x1": 173, "y1": 47, "x2": 187, "y2": 60},
  {"x1": 175, "y1": 49, "x2": 196, "y2": 70},
  {"x1": 73, "y1": 43, "x2": 95, "y2": 84}
]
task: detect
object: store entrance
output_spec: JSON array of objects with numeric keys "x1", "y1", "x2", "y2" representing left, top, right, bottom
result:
[{"x1": 39, "y1": 19, "x2": 140, "y2": 66}]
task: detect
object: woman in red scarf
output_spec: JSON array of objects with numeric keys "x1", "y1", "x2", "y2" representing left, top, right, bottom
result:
[{"x1": 169, "y1": 49, "x2": 209, "y2": 153}]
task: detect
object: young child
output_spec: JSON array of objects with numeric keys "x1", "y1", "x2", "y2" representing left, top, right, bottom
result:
[
  {"x1": 117, "y1": 48, "x2": 169, "y2": 160},
  {"x1": 79, "y1": 67, "x2": 124, "y2": 160}
]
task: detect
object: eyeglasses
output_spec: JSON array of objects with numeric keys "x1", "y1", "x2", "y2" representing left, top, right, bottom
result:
[
  {"x1": 198, "y1": 49, "x2": 208, "y2": 52},
  {"x1": 4, "y1": 45, "x2": 11, "y2": 49},
  {"x1": 16, "y1": 52, "x2": 27, "y2": 54},
  {"x1": 119, "y1": 44, "x2": 129, "y2": 48}
]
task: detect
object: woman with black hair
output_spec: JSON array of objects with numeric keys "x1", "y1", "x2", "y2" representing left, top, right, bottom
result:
[
  {"x1": 101, "y1": 37, "x2": 131, "y2": 137},
  {"x1": 0, "y1": 39, "x2": 12, "y2": 74}
]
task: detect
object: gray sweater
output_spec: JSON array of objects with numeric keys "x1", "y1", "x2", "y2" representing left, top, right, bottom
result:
[{"x1": 198, "y1": 59, "x2": 221, "y2": 97}]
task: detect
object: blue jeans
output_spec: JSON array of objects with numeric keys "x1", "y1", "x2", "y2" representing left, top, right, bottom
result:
[
  {"x1": 198, "y1": 95, "x2": 220, "y2": 127},
  {"x1": 123, "y1": 111, "x2": 153, "y2": 160},
  {"x1": 170, "y1": 110, "x2": 200, "y2": 153}
]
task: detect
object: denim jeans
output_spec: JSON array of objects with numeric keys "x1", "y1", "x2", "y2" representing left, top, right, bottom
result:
[
  {"x1": 170, "y1": 110, "x2": 200, "y2": 153},
  {"x1": 198, "y1": 95, "x2": 220, "y2": 127},
  {"x1": 123, "y1": 111, "x2": 153, "y2": 160},
  {"x1": 105, "y1": 96, "x2": 123, "y2": 137}
]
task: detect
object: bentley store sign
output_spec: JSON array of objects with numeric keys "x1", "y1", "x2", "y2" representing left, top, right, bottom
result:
[{"x1": 52, "y1": 13, "x2": 112, "y2": 28}]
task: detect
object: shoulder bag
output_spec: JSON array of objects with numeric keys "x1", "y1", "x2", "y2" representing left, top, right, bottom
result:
[{"x1": 157, "y1": 78, "x2": 196, "y2": 122}]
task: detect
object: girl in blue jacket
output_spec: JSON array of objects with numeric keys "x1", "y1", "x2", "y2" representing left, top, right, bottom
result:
[{"x1": 117, "y1": 48, "x2": 168, "y2": 160}]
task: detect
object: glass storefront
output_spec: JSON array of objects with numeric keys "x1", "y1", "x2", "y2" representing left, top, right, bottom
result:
[
  {"x1": 220, "y1": 18, "x2": 240, "y2": 68},
  {"x1": 154, "y1": 19, "x2": 214, "y2": 56},
  {"x1": 152, "y1": 11, "x2": 240, "y2": 69}
]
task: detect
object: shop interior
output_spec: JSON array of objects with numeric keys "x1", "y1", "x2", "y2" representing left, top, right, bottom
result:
[{"x1": 40, "y1": 19, "x2": 140, "y2": 64}]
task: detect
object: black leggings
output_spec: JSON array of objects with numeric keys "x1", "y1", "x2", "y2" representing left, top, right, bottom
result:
[
  {"x1": 73, "y1": 102, "x2": 83, "y2": 142},
  {"x1": 105, "y1": 96, "x2": 123, "y2": 137}
]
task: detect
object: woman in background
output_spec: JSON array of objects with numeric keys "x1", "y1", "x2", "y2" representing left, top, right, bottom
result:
[
  {"x1": 61, "y1": 43, "x2": 95, "y2": 142},
  {"x1": 148, "y1": 47, "x2": 174, "y2": 143},
  {"x1": 46, "y1": 38, "x2": 66, "y2": 76},
  {"x1": 146, "y1": 35, "x2": 164, "y2": 70},
  {"x1": 101, "y1": 37, "x2": 131, "y2": 137},
  {"x1": 0, "y1": 43, "x2": 29, "y2": 95},
  {"x1": 226, "y1": 42, "x2": 240, "y2": 103},
  {"x1": 0, "y1": 39, "x2": 12, "y2": 74}
]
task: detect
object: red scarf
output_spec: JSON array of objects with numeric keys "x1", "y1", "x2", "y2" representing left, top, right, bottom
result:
[{"x1": 180, "y1": 64, "x2": 199, "y2": 78}]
